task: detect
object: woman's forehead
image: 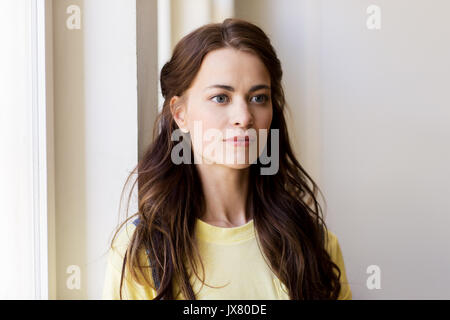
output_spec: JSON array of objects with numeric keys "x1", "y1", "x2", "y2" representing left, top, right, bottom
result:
[{"x1": 191, "y1": 48, "x2": 271, "y2": 89}]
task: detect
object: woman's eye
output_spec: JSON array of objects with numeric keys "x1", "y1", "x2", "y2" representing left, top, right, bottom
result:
[
  {"x1": 251, "y1": 94, "x2": 269, "y2": 104},
  {"x1": 211, "y1": 94, "x2": 269, "y2": 104},
  {"x1": 211, "y1": 94, "x2": 229, "y2": 104}
]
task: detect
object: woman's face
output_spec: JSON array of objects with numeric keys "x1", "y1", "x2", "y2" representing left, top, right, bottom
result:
[{"x1": 171, "y1": 47, "x2": 273, "y2": 169}]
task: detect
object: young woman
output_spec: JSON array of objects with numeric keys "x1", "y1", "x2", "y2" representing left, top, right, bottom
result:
[{"x1": 103, "y1": 18, "x2": 352, "y2": 300}]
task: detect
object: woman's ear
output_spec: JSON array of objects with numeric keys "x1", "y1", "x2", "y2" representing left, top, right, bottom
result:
[{"x1": 170, "y1": 96, "x2": 189, "y2": 133}]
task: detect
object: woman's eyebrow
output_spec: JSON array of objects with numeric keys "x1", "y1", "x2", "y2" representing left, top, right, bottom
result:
[{"x1": 204, "y1": 84, "x2": 270, "y2": 92}]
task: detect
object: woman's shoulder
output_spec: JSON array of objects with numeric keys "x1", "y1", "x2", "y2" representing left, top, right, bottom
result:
[
  {"x1": 103, "y1": 218, "x2": 157, "y2": 300},
  {"x1": 108, "y1": 219, "x2": 139, "y2": 271},
  {"x1": 324, "y1": 229, "x2": 338, "y2": 253},
  {"x1": 323, "y1": 228, "x2": 346, "y2": 268},
  {"x1": 112, "y1": 219, "x2": 138, "y2": 249},
  {"x1": 323, "y1": 228, "x2": 353, "y2": 300}
]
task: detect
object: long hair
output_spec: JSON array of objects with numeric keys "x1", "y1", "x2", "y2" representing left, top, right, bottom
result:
[{"x1": 110, "y1": 18, "x2": 341, "y2": 300}]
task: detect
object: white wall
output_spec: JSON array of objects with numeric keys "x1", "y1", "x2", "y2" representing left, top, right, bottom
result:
[
  {"x1": 236, "y1": 0, "x2": 450, "y2": 299},
  {"x1": 319, "y1": 0, "x2": 450, "y2": 299},
  {"x1": 52, "y1": 0, "x2": 138, "y2": 299},
  {"x1": 0, "y1": 0, "x2": 35, "y2": 299}
]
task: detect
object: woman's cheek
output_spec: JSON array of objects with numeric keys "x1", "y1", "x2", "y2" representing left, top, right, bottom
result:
[{"x1": 189, "y1": 123, "x2": 223, "y2": 164}]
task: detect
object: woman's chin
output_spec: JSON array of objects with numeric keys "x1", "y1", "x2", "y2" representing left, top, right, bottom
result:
[
  {"x1": 200, "y1": 158, "x2": 253, "y2": 169},
  {"x1": 221, "y1": 163, "x2": 252, "y2": 170}
]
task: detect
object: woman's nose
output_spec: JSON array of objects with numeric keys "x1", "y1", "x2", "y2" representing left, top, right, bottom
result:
[{"x1": 230, "y1": 98, "x2": 254, "y2": 128}]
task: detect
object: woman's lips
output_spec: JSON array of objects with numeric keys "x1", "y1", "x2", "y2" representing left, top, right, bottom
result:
[{"x1": 223, "y1": 136, "x2": 255, "y2": 146}]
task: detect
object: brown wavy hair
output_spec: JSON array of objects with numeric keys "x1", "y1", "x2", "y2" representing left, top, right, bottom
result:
[{"x1": 111, "y1": 18, "x2": 342, "y2": 300}]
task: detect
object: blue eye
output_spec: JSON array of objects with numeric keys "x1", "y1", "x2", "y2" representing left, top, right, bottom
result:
[
  {"x1": 211, "y1": 94, "x2": 269, "y2": 104},
  {"x1": 211, "y1": 94, "x2": 229, "y2": 104},
  {"x1": 251, "y1": 94, "x2": 269, "y2": 104}
]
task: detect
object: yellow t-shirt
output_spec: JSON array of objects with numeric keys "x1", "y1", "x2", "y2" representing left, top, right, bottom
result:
[{"x1": 102, "y1": 218, "x2": 352, "y2": 300}]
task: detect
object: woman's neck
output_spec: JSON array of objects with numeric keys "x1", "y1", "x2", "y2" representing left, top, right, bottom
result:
[{"x1": 195, "y1": 163, "x2": 252, "y2": 228}]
